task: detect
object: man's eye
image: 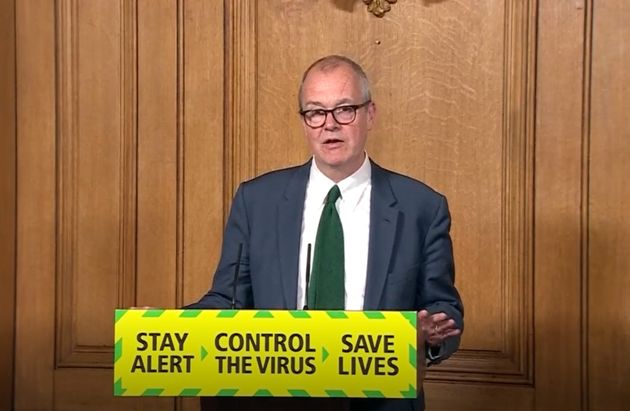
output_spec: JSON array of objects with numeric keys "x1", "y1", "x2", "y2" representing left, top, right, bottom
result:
[
  {"x1": 336, "y1": 106, "x2": 354, "y2": 114},
  {"x1": 306, "y1": 110, "x2": 325, "y2": 120}
]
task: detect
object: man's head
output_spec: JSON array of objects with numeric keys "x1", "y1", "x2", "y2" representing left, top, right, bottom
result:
[{"x1": 298, "y1": 55, "x2": 376, "y2": 182}]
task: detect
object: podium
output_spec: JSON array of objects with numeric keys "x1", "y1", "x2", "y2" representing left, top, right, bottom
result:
[{"x1": 114, "y1": 309, "x2": 424, "y2": 408}]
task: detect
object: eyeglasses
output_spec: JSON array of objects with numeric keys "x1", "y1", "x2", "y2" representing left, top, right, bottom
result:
[{"x1": 299, "y1": 101, "x2": 371, "y2": 128}]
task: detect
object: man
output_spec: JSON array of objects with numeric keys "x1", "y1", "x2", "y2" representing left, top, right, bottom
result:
[{"x1": 189, "y1": 55, "x2": 463, "y2": 411}]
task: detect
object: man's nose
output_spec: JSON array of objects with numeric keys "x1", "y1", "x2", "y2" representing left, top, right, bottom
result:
[{"x1": 323, "y1": 111, "x2": 340, "y2": 129}]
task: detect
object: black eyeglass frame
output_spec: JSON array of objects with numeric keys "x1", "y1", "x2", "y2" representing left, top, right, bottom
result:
[{"x1": 299, "y1": 100, "x2": 372, "y2": 128}]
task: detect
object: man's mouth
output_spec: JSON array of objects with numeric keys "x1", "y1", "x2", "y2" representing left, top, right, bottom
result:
[{"x1": 323, "y1": 138, "x2": 343, "y2": 145}]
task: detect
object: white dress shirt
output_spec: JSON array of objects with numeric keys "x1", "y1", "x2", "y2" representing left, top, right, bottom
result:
[{"x1": 297, "y1": 155, "x2": 372, "y2": 310}]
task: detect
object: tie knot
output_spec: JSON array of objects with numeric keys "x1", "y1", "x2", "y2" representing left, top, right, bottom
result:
[{"x1": 326, "y1": 185, "x2": 341, "y2": 204}]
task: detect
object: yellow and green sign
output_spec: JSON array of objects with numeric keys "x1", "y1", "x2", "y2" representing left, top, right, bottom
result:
[{"x1": 114, "y1": 309, "x2": 417, "y2": 398}]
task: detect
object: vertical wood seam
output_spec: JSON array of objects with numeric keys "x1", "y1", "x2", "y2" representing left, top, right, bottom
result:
[
  {"x1": 8, "y1": 0, "x2": 17, "y2": 406},
  {"x1": 132, "y1": 0, "x2": 140, "y2": 309},
  {"x1": 525, "y1": 0, "x2": 538, "y2": 387},
  {"x1": 175, "y1": 0, "x2": 185, "y2": 310},
  {"x1": 580, "y1": 0, "x2": 593, "y2": 409}
]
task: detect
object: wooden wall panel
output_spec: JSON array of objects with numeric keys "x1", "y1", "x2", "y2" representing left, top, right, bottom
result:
[
  {"x1": 182, "y1": 0, "x2": 226, "y2": 307},
  {"x1": 136, "y1": 0, "x2": 179, "y2": 308},
  {"x1": 0, "y1": 0, "x2": 16, "y2": 409},
  {"x1": 51, "y1": 1, "x2": 172, "y2": 409},
  {"x1": 589, "y1": 1, "x2": 630, "y2": 410},
  {"x1": 534, "y1": 2, "x2": 586, "y2": 410},
  {"x1": 13, "y1": 0, "x2": 226, "y2": 407},
  {"x1": 224, "y1": 1, "x2": 257, "y2": 202},
  {"x1": 14, "y1": 0, "x2": 56, "y2": 409},
  {"x1": 427, "y1": 382, "x2": 533, "y2": 411},
  {"x1": 55, "y1": 0, "x2": 124, "y2": 368}
]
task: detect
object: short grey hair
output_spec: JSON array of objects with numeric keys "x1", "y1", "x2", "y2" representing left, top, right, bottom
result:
[{"x1": 298, "y1": 55, "x2": 372, "y2": 109}]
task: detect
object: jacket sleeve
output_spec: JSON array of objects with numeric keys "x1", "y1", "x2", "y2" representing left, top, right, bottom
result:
[
  {"x1": 184, "y1": 184, "x2": 253, "y2": 309},
  {"x1": 418, "y1": 195, "x2": 464, "y2": 364}
]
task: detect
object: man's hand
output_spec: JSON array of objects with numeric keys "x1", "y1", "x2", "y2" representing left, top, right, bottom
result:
[{"x1": 418, "y1": 309, "x2": 461, "y2": 347}]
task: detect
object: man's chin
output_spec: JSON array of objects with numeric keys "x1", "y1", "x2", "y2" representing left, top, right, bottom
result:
[{"x1": 314, "y1": 157, "x2": 348, "y2": 170}]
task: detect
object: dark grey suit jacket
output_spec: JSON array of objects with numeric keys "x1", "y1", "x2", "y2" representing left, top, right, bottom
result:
[{"x1": 189, "y1": 160, "x2": 464, "y2": 411}]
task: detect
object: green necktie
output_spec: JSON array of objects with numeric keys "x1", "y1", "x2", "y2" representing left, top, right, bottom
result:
[{"x1": 308, "y1": 185, "x2": 345, "y2": 309}]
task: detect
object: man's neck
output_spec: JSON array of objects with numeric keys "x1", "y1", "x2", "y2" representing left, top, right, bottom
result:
[{"x1": 314, "y1": 156, "x2": 366, "y2": 183}]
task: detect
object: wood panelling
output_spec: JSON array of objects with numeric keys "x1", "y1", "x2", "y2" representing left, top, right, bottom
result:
[
  {"x1": 0, "y1": 0, "x2": 16, "y2": 409},
  {"x1": 534, "y1": 1, "x2": 587, "y2": 410},
  {"x1": 14, "y1": 1, "x2": 225, "y2": 409},
  {"x1": 119, "y1": 0, "x2": 139, "y2": 310},
  {"x1": 426, "y1": 382, "x2": 533, "y2": 411},
  {"x1": 55, "y1": 0, "x2": 124, "y2": 368},
  {"x1": 224, "y1": 0, "x2": 258, "y2": 208},
  {"x1": 181, "y1": 0, "x2": 225, "y2": 308},
  {"x1": 135, "y1": 0, "x2": 179, "y2": 309},
  {"x1": 589, "y1": 1, "x2": 630, "y2": 410},
  {"x1": 11, "y1": 0, "x2": 630, "y2": 410},
  {"x1": 14, "y1": 0, "x2": 56, "y2": 409}
]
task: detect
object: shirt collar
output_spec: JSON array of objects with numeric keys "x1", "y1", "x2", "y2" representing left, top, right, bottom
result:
[{"x1": 309, "y1": 154, "x2": 372, "y2": 208}]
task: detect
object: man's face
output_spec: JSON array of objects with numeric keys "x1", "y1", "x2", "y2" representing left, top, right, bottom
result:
[{"x1": 300, "y1": 65, "x2": 375, "y2": 181}]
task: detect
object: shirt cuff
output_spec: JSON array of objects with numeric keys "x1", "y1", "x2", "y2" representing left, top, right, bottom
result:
[{"x1": 426, "y1": 343, "x2": 444, "y2": 365}]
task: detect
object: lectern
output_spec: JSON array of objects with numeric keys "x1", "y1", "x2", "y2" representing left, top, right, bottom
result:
[{"x1": 114, "y1": 309, "x2": 424, "y2": 410}]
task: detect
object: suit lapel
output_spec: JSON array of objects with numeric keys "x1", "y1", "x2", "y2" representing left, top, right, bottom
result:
[
  {"x1": 364, "y1": 162, "x2": 400, "y2": 310},
  {"x1": 277, "y1": 162, "x2": 311, "y2": 309}
]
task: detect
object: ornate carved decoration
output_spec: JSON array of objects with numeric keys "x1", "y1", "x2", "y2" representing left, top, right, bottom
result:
[{"x1": 363, "y1": 0, "x2": 397, "y2": 18}]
